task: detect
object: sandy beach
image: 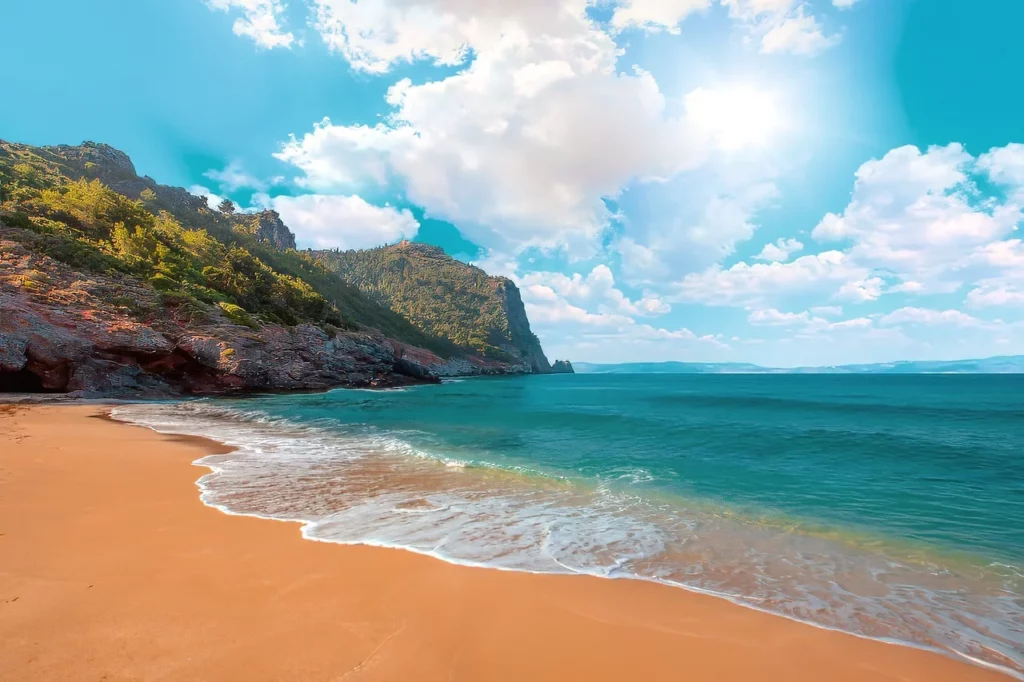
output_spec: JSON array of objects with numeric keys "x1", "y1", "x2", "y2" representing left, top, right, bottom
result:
[{"x1": 0, "y1": 404, "x2": 1013, "y2": 682}]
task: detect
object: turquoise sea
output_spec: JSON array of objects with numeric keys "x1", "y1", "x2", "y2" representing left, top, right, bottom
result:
[{"x1": 115, "y1": 374, "x2": 1024, "y2": 676}]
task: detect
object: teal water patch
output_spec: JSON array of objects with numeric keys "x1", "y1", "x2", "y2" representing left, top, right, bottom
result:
[{"x1": 114, "y1": 374, "x2": 1024, "y2": 675}]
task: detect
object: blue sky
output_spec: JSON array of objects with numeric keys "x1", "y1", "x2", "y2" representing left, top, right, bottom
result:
[{"x1": 3, "y1": 0, "x2": 1023, "y2": 366}]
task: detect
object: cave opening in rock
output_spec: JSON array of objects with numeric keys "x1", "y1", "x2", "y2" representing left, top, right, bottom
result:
[{"x1": 0, "y1": 368, "x2": 62, "y2": 394}]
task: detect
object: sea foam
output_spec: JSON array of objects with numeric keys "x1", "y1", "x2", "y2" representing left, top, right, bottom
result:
[{"x1": 112, "y1": 401, "x2": 1024, "y2": 678}]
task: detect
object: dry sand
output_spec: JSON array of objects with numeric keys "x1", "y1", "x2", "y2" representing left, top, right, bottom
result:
[{"x1": 0, "y1": 404, "x2": 1013, "y2": 681}]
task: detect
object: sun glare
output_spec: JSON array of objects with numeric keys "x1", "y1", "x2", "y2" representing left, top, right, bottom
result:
[{"x1": 686, "y1": 86, "x2": 784, "y2": 152}]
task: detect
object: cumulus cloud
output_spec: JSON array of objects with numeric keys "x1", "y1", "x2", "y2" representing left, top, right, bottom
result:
[
  {"x1": 812, "y1": 143, "x2": 1022, "y2": 294},
  {"x1": 835, "y1": 276, "x2": 883, "y2": 302},
  {"x1": 206, "y1": 0, "x2": 295, "y2": 49},
  {"x1": 878, "y1": 307, "x2": 984, "y2": 328},
  {"x1": 523, "y1": 292, "x2": 635, "y2": 330},
  {"x1": 275, "y1": 1, "x2": 728, "y2": 259},
  {"x1": 966, "y1": 284, "x2": 1024, "y2": 309},
  {"x1": 978, "y1": 143, "x2": 1024, "y2": 201},
  {"x1": 610, "y1": 0, "x2": 713, "y2": 33},
  {"x1": 748, "y1": 308, "x2": 814, "y2": 326},
  {"x1": 671, "y1": 250, "x2": 863, "y2": 306},
  {"x1": 760, "y1": 8, "x2": 840, "y2": 56},
  {"x1": 722, "y1": 0, "x2": 841, "y2": 56},
  {"x1": 258, "y1": 194, "x2": 419, "y2": 249},
  {"x1": 619, "y1": 175, "x2": 780, "y2": 285},
  {"x1": 188, "y1": 185, "x2": 225, "y2": 211},
  {"x1": 520, "y1": 265, "x2": 670, "y2": 317},
  {"x1": 748, "y1": 308, "x2": 871, "y2": 334},
  {"x1": 754, "y1": 237, "x2": 803, "y2": 262},
  {"x1": 204, "y1": 161, "x2": 268, "y2": 192},
  {"x1": 673, "y1": 143, "x2": 1024, "y2": 310}
]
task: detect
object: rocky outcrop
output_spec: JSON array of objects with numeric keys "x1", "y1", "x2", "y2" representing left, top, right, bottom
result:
[
  {"x1": 0, "y1": 232, "x2": 439, "y2": 397},
  {"x1": 230, "y1": 210, "x2": 297, "y2": 251},
  {"x1": 551, "y1": 360, "x2": 575, "y2": 374},
  {"x1": 313, "y1": 241, "x2": 553, "y2": 374},
  {"x1": 0, "y1": 139, "x2": 555, "y2": 392},
  {"x1": 498, "y1": 279, "x2": 551, "y2": 374}
]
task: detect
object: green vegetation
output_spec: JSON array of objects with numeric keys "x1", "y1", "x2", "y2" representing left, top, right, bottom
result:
[
  {"x1": 2, "y1": 173, "x2": 343, "y2": 327},
  {"x1": 0, "y1": 141, "x2": 455, "y2": 354},
  {"x1": 313, "y1": 243, "x2": 524, "y2": 361}
]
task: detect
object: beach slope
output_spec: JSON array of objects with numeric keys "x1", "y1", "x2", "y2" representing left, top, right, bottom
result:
[{"x1": 0, "y1": 405, "x2": 1012, "y2": 681}]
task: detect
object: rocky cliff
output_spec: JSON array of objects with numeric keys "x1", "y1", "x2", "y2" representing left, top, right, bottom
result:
[
  {"x1": 312, "y1": 241, "x2": 552, "y2": 373},
  {"x1": 551, "y1": 360, "x2": 575, "y2": 374},
  {"x1": 0, "y1": 231, "x2": 441, "y2": 397},
  {"x1": 0, "y1": 140, "x2": 556, "y2": 397},
  {"x1": 230, "y1": 210, "x2": 297, "y2": 251}
]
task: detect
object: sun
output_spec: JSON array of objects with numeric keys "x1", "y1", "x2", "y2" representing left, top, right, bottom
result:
[{"x1": 686, "y1": 85, "x2": 784, "y2": 152}]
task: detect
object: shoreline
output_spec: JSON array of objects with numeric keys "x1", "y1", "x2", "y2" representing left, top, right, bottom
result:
[{"x1": 0, "y1": 404, "x2": 1017, "y2": 681}]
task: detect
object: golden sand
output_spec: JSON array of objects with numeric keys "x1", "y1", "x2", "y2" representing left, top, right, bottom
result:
[{"x1": 0, "y1": 404, "x2": 1012, "y2": 681}]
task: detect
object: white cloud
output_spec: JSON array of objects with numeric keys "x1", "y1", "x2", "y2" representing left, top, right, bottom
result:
[
  {"x1": 721, "y1": 0, "x2": 799, "y2": 21},
  {"x1": 309, "y1": 0, "x2": 614, "y2": 75},
  {"x1": 760, "y1": 8, "x2": 840, "y2": 56},
  {"x1": 835, "y1": 275, "x2": 883, "y2": 302},
  {"x1": 206, "y1": 0, "x2": 295, "y2": 49},
  {"x1": 673, "y1": 143, "x2": 1024, "y2": 311},
  {"x1": 523, "y1": 293, "x2": 635, "y2": 330},
  {"x1": 879, "y1": 307, "x2": 984, "y2": 328},
  {"x1": 812, "y1": 143, "x2": 1023, "y2": 295},
  {"x1": 620, "y1": 175, "x2": 780, "y2": 285},
  {"x1": 471, "y1": 250, "x2": 520, "y2": 279},
  {"x1": 610, "y1": 0, "x2": 712, "y2": 33},
  {"x1": 748, "y1": 308, "x2": 872, "y2": 334},
  {"x1": 754, "y1": 237, "x2": 803, "y2": 262},
  {"x1": 965, "y1": 280, "x2": 1024, "y2": 309},
  {"x1": 204, "y1": 161, "x2": 268, "y2": 192},
  {"x1": 277, "y1": 1, "x2": 727, "y2": 259},
  {"x1": 978, "y1": 142, "x2": 1024, "y2": 200},
  {"x1": 520, "y1": 265, "x2": 670, "y2": 317},
  {"x1": 259, "y1": 194, "x2": 419, "y2": 249},
  {"x1": 671, "y1": 249, "x2": 863, "y2": 306},
  {"x1": 832, "y1": 0, "x2": 861, "y2": 8},
  {"x1": 748, "y1": 308, "x2": 813, "y2": 326},
  {"x1": 722, "y1": 0, "x2": 840, "y2": 56},
  {"x1": 810, "y1": 305, "x2": 842, "y2": 316},
  {"x1": 188, "y1": 185, "x2": 224, "y2": 210}
]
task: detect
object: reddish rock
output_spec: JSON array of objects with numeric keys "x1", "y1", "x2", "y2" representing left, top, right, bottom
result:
[{"x1": 0, "y1": 231, "x2": 439, "y2": 398}]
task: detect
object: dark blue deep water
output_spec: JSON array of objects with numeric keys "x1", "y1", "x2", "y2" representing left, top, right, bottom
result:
[{"x1": 118, "y1": 374, "x2": 1024, "y2": 674}]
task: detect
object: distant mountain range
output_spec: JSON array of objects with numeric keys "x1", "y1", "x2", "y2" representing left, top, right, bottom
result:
[{"x1": 573, "y1": 356, "x2": 1024, "y2": 375}]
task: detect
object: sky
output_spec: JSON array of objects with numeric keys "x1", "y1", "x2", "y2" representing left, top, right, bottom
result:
[{"x1": 2, "y1": 0, "x2": 1023, "y2": 367}]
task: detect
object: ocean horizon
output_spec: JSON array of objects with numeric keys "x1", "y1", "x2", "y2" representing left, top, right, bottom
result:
[{"x1": 114, "y1": 373, "x2": 1024, "y2": 677}]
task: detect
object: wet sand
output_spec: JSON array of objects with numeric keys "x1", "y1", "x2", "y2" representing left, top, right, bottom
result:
[{"x1": 0, "y1": 404, "x2": 1013, "y2": 681}]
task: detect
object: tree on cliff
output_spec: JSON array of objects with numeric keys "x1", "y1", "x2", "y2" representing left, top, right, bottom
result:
[
  {"x1": 217, "y1": 198, "x2": 236, "y2": 216},
  {"x1": 311, "y1": 242, "x2": 548, "y2": 368}
]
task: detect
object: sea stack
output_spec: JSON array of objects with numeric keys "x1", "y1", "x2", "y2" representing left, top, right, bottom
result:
[{"x1": 551, "y1": 360, "x2": 575, "y2": 374}]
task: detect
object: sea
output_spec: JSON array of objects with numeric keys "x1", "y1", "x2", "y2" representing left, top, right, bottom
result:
[{"x1": 113, "y1": 373, "x2": 1024, "y2": 677}]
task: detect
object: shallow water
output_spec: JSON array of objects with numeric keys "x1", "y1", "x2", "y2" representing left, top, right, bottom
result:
[{"x1": 114, "y1": 374, "x2": 1024, "y2": 676}]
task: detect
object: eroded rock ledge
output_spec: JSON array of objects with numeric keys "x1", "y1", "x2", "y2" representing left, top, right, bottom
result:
[{"x1": 0, "y1": 232, "x2": 458, "y2": 398}]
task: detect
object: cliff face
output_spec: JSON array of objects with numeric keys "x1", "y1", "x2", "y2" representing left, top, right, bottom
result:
[
  {"x1": 230, "y1": 210, "x2": 297, "y2": 251},
  {"x1": 0, "y1": 140, "x2": 554, "y2": 396},
  {"x1": 498, "y1": 279, "x2": 552, "y2": 374},
  {"x1": 0, "y1": 232, "x2": 438, "y2": 397},
  {"x1": 312, "y1": 241, "x2": 553, "y2": 374}
]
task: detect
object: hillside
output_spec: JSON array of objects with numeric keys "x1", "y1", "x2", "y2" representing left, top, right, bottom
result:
[
  {"x1": 312, "y1": 242, "x2": 551, "y2": 373},
  {"x1": 0, "y1": 140, "x2": 551, "y2": 396}
]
